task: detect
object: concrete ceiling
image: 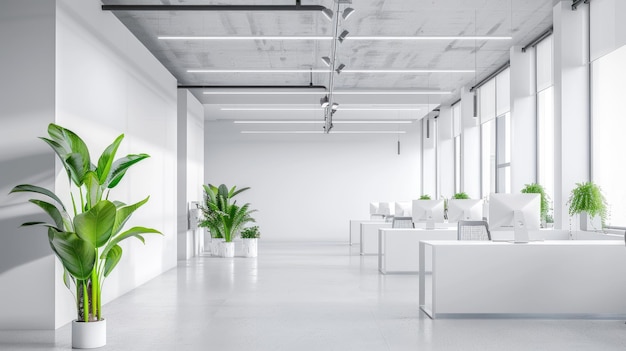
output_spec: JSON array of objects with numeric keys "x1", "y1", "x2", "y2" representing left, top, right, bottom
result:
[{"x1": 102, "y1": 0, "x2": 555, "y2": 125}]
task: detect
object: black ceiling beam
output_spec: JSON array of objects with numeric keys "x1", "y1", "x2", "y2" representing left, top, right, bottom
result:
[
  {"x1": 102, "y1": 5, "x2": 326, "y2": 12},
  {"x1": 178, "y1": 85, "x2": 327, "y2": 90}
]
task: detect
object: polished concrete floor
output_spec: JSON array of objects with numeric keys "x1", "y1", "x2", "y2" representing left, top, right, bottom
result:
[{"x1": 2, "y1": 241, "x2": 626, "y2": 350}]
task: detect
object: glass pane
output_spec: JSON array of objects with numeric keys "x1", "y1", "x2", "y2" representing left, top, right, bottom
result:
[
  {"x1": 496, "y1": 113, "x2": 511, "y2": 165},
  {"x1": 481, "y1": 120, "x2": 496, "y2": 198},
  {"x1": 592, "y1": 44, "x2": 626, "y2": 227},
  {"x1": 537, "y1": 87, "x2": 555, "y2": 214},
  {"x1": 496, "y1": 68, "x2": 510, "y2": 116},
  {"x1": 455, "y1": 136, "x2": 461, "y2": 193}
]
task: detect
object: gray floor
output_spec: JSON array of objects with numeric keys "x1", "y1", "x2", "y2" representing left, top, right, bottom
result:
[{"x1": 2, "y1": 241, "x2": 626, "y2": 350}]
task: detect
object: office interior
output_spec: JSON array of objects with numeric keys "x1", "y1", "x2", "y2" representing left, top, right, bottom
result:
[{"x1": 2, "y1": 0, "x2": 626, "y2": 350}]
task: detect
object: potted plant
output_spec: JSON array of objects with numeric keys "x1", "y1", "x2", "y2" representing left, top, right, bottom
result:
[
  {"x1": 419, "y1": 194, "x2": 431, "y2": 200},
  {"x1": 567, "y1": 181, "x2": 608, "y2": 231},
  {"x1": 10, "y1": 124, "x2": 161, "y2": 348},
  {"x1": 451, "y1": 192, "x2": 470, "y2": 199},
  {"x1": 520, "y1": 183, "x2": 550, "y2": 226},
  {"x1": 199, "y1": 184, "x2": 255, "y2": 257},
  {"x1": 241, "y1": 226, "x2": 260, "y2": 258}
]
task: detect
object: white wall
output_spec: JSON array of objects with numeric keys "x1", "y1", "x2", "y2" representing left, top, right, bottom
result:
[
  {"x1": 0, "y1": 0, "x2": 178, "y2": 330},
  {"x1": 204, "y1": 121, "x2": 421, "y2": 241},
  {"x1": 460, "y1": 87, "x2": 481, "y2": 199},
  {"x1": 421, "y1": 117, "x2": 437, "y2": 197},
  {"x1": 590, "y1": 0, "x2": 626, "y2": 61},
  {"x1": 177, "y1": 89, "x2": 205, "y2": 260},
  {"x1": 0, "y1": 0, "x2": 57, "y2": 329}
]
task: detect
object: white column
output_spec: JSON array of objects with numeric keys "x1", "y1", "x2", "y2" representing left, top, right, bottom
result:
[
  {"x1": 553, "y1": 1, "x2": 590, "y2": 229},
  {"x1": 510, "y1": 45, "x2": 537, "y2": 192}
]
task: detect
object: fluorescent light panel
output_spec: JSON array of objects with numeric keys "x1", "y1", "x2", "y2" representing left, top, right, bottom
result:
[
  {"x1": 160, "y1": 35, "x2": 511, "y2": 41},
  {"x1": 187, "y1": 69, "x2": 475, "y2": 73},
  {"x1": 204, "y1": 90, "x2": 450, "y2": 95},
  {"x1": 233, "y1": 120, "x2": 413, "y2": 124},
  {"x1": 241, "y1": 131, "x2": 407, "y2": 134},
  {"x1": 221, "y1": 107, "x2": 421, "y2": 111}
]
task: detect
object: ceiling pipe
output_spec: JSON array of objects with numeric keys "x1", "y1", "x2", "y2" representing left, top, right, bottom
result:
[{"x1": 102, "y1": 4, "x2": 326, "y2": 12}]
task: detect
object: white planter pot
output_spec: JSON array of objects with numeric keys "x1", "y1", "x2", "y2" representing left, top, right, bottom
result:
[
  {"x1": 242, "y1": 238, "x2": 258, "y2": 258},
  {"x1": 211, "y1": 238, "x2": 224, "y2": 256},
  {"x1": 72, "y1": 319, "x2": 106, "y2": 349},
  {"x1": 221, "y1": 241, "x2": 235, "y2": 258}
]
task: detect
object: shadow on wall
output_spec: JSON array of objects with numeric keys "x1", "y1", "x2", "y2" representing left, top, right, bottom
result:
[{"x1": 0, "y1": 152, "x2": 54, "y2": 274}]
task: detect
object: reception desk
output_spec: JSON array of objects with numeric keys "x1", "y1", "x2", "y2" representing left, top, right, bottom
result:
[
  {"x1": 419, "y1": 240, "x2": 626, "y2": 319},
  {"x1": 378, "y1": 228, "x2": 456, "y2": 274}
]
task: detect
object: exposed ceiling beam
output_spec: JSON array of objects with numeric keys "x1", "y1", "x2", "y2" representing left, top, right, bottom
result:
[
  {"x1": 178, "y1": 85, "x2": 327, "y2": 90},
  {"x1": 102, "y1": 5, "x2": 326, "y2": 12}
]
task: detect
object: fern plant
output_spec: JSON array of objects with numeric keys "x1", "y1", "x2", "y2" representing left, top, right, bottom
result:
[
  {"x1": 452, "y1": 192, "x2": 470, "y2": 199},
  {"x1": 521, "y1": 183, "x2": 550, "y2": 223},
  {"x1": 567, "y1": 181, "x2": 608, "y2": 227},
  {"x1": 419, "y1": 194, "x2": 431, "y2": 200}
]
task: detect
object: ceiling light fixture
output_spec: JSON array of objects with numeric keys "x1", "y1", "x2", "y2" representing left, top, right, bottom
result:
[
  {"x1": 335, "y1": 64, "x2": 346, "y2": 74},
  {"x1": 320, "y1": 57, "x2": 332, "y2": 67},
  {"x1": 342, "y1": 7, "x2": 355, "y2": 20},
  {"x1": 203, "y1": 90, "x2": 451, "y2": 95},
  {"x1": 331, "y1": 102, "x2": 339, "y2": 110},
  {"x1": 321, "y1": 8, "x2": 334, "y2": 21},
  {"x1": 158, "y1": 35, "x2": 510, "y2": 41},
  {"x1": 233, "y1": 120, "x2": 414, "y2": 124},
  {"x1": 188, "y1": 69, "x2": 475, "y2": 74},
  {"x1": 320, "y1": 95, "x2": 330, "y2": 107},
  {"x1": 240, "y1": 131, "x2": 407, "y2": 134},
  {"x1": 220, "y1": 107, "x2": 422, "y2": 111}
]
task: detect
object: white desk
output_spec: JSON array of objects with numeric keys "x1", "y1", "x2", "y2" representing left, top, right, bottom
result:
[
  {"x1": 419, "y1": 240, "x2": 626, "y2": 319},
  {"x1": 360, "y1": 222, "x2": 391, "y2": 255},
  {"x1": 349, "y1": 219, "x2": 385, "y2": 246},
  {"x1": 378, "y1": 228, "x2": 456, "y2": 274}
]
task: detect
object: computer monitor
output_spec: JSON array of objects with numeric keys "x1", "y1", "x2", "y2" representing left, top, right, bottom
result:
[
  {"x1": 394, "y1": 201, "x2": 412, "y2": 217},
  {"x1": 378, "y1": 202, "x2": 393, "y2": 217},
  {"x1": 447, "y1": 199, "x2": 483, "y2": 222},
  {"x1": 412, "y1": 199, "x2": 445, "y2": 229},
  {"x1": 489, "y1": 193, "x2": 540, "y2": 243}
]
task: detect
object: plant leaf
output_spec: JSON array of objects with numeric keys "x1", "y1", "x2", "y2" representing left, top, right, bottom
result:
[
  {"x1": 65, "y1": 153, "x2": 90, "y2": 187},
  {"x1": 112, "y1": 196, "x2": 150, "y2": 235},
  {"x1": 105, "y1": 154, "x2": 150, "y2": 189},
  {"x1": 49, "y1": 228, "x2": 95, "y2": 280},
  {"x1": 74, "y1": 200, "x2": 116, "y2": 248},
  {"x1": 82, "y1": 171, "x2": 101, "y2": 209},
  {"x1": 28, "y1": 199, "x2": 65, "y2": 229},
  {"x1": 97, "y1": 134, "x2": 124, "y2": 184},
  {"x1": 10, "y1": 184, "x2": 66, "y2": 211},
  {"x1": 100, "y1": 227, "x2": 159, "y2": 259},
  {"x1": 103, "y1": 245, "x2": 123, "y2": 277}
]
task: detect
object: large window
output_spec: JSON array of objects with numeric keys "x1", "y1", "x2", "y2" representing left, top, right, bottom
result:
[
  {"x1": 592, "y1": 44, "x2": 626, "y2": 228},
  {"x1": 536, "y1": 35, "x2": 554, "y2": 219},
  {"x1": 452, "y1": 102, "x2": 462, "y2": 193},
  {"x1": 478, "y1": 68, "x2": 511, "y2": 197}
]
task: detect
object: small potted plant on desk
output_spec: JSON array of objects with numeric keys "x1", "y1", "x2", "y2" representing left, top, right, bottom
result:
[
  {"x1": 10, "y1": 124, "x2": 161, "y2": 349},
  {"x1": 241, "y1": 226, "x2": 260, "y2": 258},
  {"x1": 567, "y1": 181, "x2": 608, "y2": 232}
]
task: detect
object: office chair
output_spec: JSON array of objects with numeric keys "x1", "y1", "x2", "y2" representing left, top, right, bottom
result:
[{"x1": 457, "y1": 220, "x2": 491, "y2": 240}]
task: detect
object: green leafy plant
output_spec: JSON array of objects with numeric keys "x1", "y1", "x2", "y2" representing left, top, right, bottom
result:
[
  {"x1": 10, "y1": 124, "x2": 161, "y2": 323},
  {"x1": 521, "y1": 183, "x2": 550, "y2": 222},
  {"x1": 419, "y1": 194, "x2": 431, "y2": 200},
  {"x1": 567, "y1": 181, "x2": 608, "y2": 227},
  {"x1": 241, "y1": 226, "x2": 260, "y2": 239},
  {"x1": 199, "y1": 184, "x2": 256, "y2": 242},
  {"x1": 452, "y1": 192, "x2": 470, "y2": 199}
]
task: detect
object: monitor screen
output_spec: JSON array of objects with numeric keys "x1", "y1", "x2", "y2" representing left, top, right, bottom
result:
[
  {"x1": 412, "y1": 199, "x2": 445, "y2": 224},
  {"x1": 489, "y1": 193, "x2": 540, "y2": 231},
  {"x1": 378, "y1": 202, "x2": 393, "y2": 216},
  {"x1": 394, "y1": 201, "x2": 412, "y2": 217},
  {"x1": 369, "y1": 202, "x2": 380, "y2": 215},
  {"x1": 447, "y1": 199, "x2": 483, "y2": 222}
]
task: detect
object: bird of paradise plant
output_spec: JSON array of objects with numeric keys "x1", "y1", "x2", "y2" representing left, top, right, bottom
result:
[{"x1": 10, "y1": 124, "x2": 162, "y2": 323}]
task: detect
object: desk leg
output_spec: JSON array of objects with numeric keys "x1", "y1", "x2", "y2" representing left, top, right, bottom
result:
[
  {"x1": 419, "y1": 242, "x2": 425, "y2": 307},
  {"x1": 360, "y1": 223, "x2": 364, "y2": 255},
  {"x1": 378, "y1": 230, "x2": 385, "y2": 274}
]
